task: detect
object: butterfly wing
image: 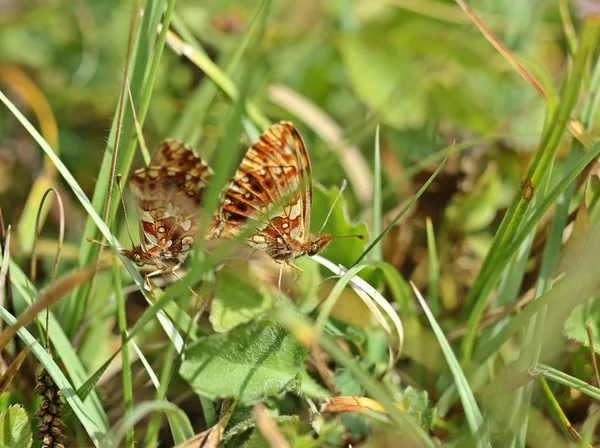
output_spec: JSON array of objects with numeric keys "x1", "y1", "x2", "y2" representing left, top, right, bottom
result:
[
  {"x1": 129, "y1": 139, "x2": 213, "y2": 264},
  {"x1": 210, "y1": 121, "x2": 312, "y2": 261}
]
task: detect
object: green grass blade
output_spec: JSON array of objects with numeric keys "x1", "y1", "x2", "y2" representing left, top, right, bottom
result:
[
  {"x1": 68, "y1": 0, "x2": 167, "y2": 333},
  {"x1": 411, "y1": 283, "x2": 489, "y2": 447},
  {"x1": 425, "y1": 218, "x2": 440, "y2": 316},
  {"x1": 462, "y1": 140, "x2": 600, "y2": 363},
  {"x1": 76, "y1": 352, "x2": 118, "y2": 402},
  {"x1": 536, "y1": 364, "x2": 600, "y2": 401},
  {"x1": 102, "y1": 401, "x2": 194, "y2": 448},
  {"x1": 113, "y1": 256, "x2": 134, "y2": 448},
  {"x1": 460, "y1": 17, "x2": 600, "y2": 364},
  {"x1": 354, "y1": 157, "x2": 447, "y2": 266},
  {"x1": 474, "y1": 273, "x2": 598, "y2": 363},
  {"x1": 7, "y1": 259, "x2": 108, "y2": 431},
  {"x1": 313, "y1": 256, "x2": 404, "y2": 358},
  {"x1": 510, "y1": 148, "x2": 582, "y2": 445},
  {"x1": 163, "y1": 23, "x2": 270, "y2": 131},
  {"x1": 371, "y1": 124, "x2": 382, "y2": 261},
  {"x1": 170, "y1": 0, "x2": 271, "y2": 142}
]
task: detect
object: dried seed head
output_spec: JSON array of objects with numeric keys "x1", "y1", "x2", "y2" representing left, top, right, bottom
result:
[{"x1": 36, "y1": 369, "x2": 66, "y2": 448}]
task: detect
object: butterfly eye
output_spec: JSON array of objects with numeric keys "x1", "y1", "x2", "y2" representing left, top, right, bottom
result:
[{"x1": 308, "y1": 242, "x2": 319, "y2": 256}]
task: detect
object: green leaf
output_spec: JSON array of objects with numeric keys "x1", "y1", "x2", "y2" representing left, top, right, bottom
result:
[
  {"x1": 210, "y1": 266, "x2": 274, "y2": 333},
  {"x1": 564, "y1": 297, "x2": 600, "y2": 349},
  {"x1": 180, "y1": 319, "x2": 309, "y2": 406},
  {"x1": 310, "y1": 184, "x2": 368, "y2": 267},
  {"x1": 402, "y1": 386, "x2": 435, "y2": 431},
  {"x1": 411, "y1": 284, "x2": 489, "y2": 447},
  {"x1": 0, "y1": 405, "x2": 32, "y2": 448}
]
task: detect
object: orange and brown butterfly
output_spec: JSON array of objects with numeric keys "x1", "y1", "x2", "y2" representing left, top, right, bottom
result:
[
  {"x1": 120, "y1": 139, "x2": 213, "y2": 274},
  {"x1": 207, "y1": 121, "x2": 353, "y2": 269}
]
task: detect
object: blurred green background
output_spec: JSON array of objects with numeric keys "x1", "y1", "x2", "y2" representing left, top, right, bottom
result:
[{"x1": 2, "y1": 0, "x2": 597, "y2": 446}]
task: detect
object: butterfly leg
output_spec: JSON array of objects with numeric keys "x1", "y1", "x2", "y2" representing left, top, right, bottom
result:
[
  {"x1": 277, "y1": 263, "x2": 284, "y2": 294},
  {"x1": 169, "y1": 267, "x2": 207, "y2": 307},
  {"x1": 286, "y1": 262, "x2": 304, "y2": 295},
  {"x1": 143, "y1": 268, "x2": 164, "y2": 299}
]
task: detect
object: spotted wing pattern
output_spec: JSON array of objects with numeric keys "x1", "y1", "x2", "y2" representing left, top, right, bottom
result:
[
  {"x1": 208, "y1": 121, "x2": 314, "y2": 263},
  {"x1": 123, "y1": 139, "x2": 213, "y2": 269}
]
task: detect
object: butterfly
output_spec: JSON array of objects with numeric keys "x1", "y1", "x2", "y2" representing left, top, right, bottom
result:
[
  {"x1": 207, "y1": 121, "x2": 349, "y2": 271},
  {"x1": 120, "y1": 138, "x2": 213, "y2": 276}
]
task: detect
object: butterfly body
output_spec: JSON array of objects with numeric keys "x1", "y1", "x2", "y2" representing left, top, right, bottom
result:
[
  {"x1": 121, "y1": 138, "x2": 213, "y2": 272},
  {"x1": 207, "y1": 121, "x2": 333, "y2": 265}
]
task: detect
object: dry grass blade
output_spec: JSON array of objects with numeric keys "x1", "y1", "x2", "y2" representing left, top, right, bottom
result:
[
  {"x1": 0, "y1": 226, "x2": 11, "y2": 331},
  {"x1": 586, "y1": 321, "x2": 600, "y2": 388},
  {"x1": 267, "y1": 84, "x2": 373, "y2": 206},
  {"x1": 453, "y1": 0, "x2": 545, "y2": 97},
  {"x1": 31, "y1": 188, "x2": 64, "y2": 284},
  {"x1": 0, "y1": 346, "x2": 29, "y2": 394},
  {"x1": 173, "y1": 429, "x2": 210, "y2": 448},
  {"x1": 0, "y1": 267, "x2": 98, "y2": 351},
  {"x1": 252, "y1": 402, "x2": 291, "y2": 448},
  {"x1": 321, "y1": 396, "x2": 387, "y2": 414},
  {"x1": 31, "y1": 187, "x2": 65, "y2": 350},
  {"x1": 0, "y1": 210, "x2": 11, "y2": 333},
  {"x1": 175, "y1": 399, "x2": 236, "y2": 448}
]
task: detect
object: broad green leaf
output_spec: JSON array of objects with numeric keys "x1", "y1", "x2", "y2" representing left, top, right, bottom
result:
[
  {"x1": 180, "y1": 319, "x2": 308, "y2": 406},
  {"x1": 0, "y1": 405, "x2": 32, "y2": 448},
  {"x1": 210, "y1": 266, "x2": 274, "y2": 333},
  {"x1": 564, "y1": 296, "x2": 600, "y2": 350}
]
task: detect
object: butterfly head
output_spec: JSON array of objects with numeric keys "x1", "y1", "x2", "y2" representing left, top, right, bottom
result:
[
  {"x1": 307, "y1": 234, "x2": 332, "y2": 256},
  {"x1": 121, "y1": 246, "x2": 152, "y2": 267}
]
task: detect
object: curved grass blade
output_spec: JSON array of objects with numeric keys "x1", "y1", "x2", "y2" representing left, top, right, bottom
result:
[
  {"x1": 410, "y1": 282, "x2": 489, "y2": 447},
  {"x1": 102, "y1": 401, "x2": 194, "y2": 447},
  {"x1": 313, "y1": 256, "x2": 404, "y2": 359}
]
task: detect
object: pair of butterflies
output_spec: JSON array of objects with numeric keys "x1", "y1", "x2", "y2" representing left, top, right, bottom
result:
[{"x1": 120, "y1": 121, "x2": 336, "y2": 275}]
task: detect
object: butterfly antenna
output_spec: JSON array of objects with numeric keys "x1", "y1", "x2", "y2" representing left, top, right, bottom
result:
[
  {"x1": 330, "y1": 234, "x2": 365, "y2": 241},
  {"x1": 86, "y1": 236, "x2": 114, "y2": 247},
  {"x1": 116, "y1": 174, "x2": 136, "y2": 248},
  {"x1": 318, "y1": 179, "x2": 347, "y2": 235}
]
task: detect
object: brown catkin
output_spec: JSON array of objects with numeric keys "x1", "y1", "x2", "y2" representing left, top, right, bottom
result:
[{"x1": 35, "y1": 370, "x2": 66, "y2": 448}]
